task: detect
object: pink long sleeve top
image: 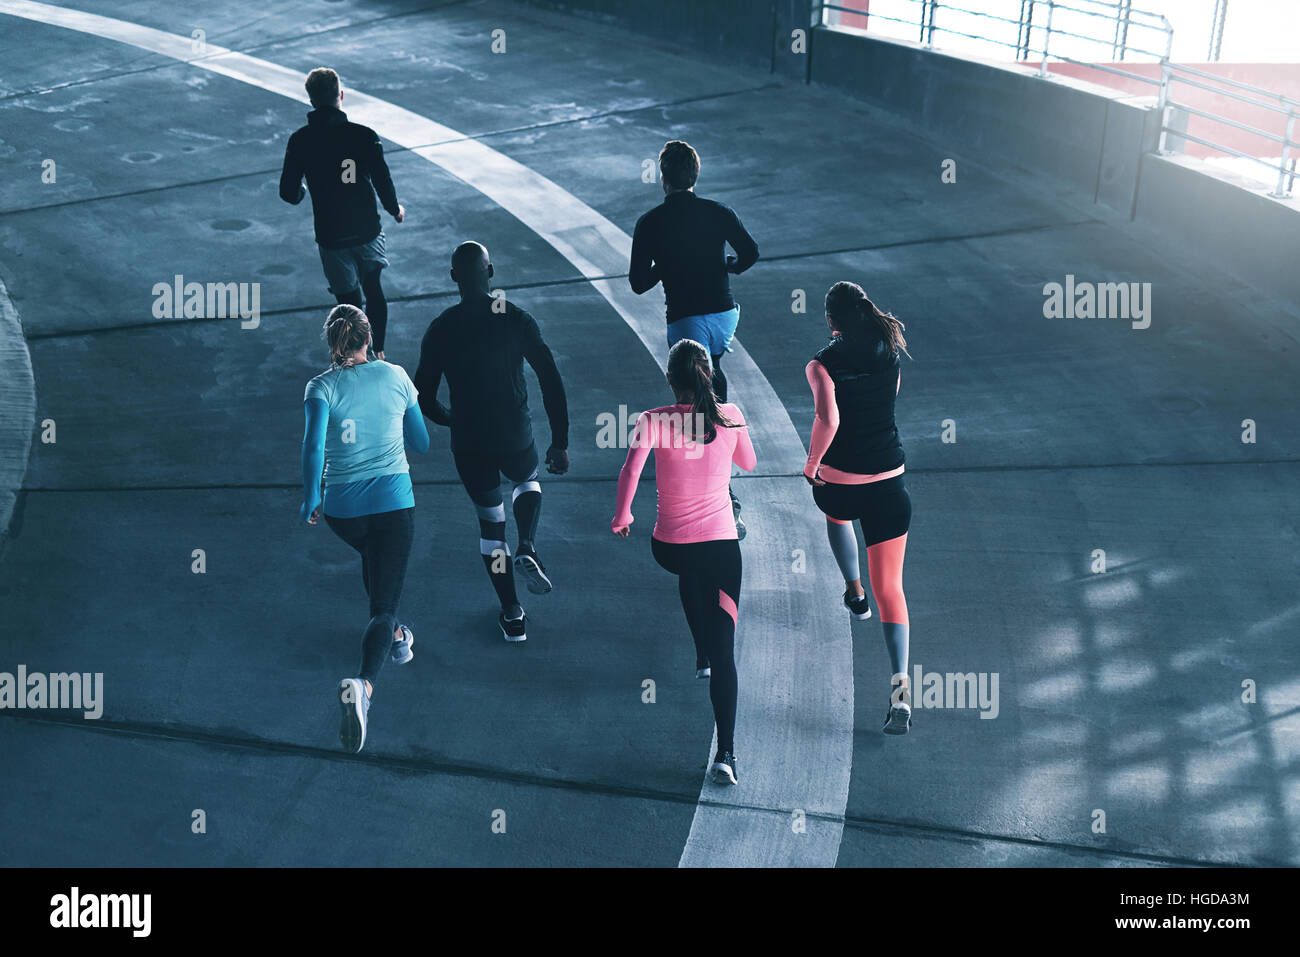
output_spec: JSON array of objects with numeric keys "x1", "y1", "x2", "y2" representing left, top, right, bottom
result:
[{"x1": 613, "y1": 403, "x2": 757, "y2": 543}]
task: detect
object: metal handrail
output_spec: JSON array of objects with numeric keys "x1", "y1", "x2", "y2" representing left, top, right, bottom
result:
[
  {"x1": 1063, "y1": 0, "x2": 1165, "y2": 24},
  {"x1": 1044, "y1": 50, "x2": 1164, "y2": 87},
  {"x1": 830, "y1": 7, "x2": 1041, "y2": 57},
  {"x1": 1173, "y1": 102, "x2": 1292, "y2": 147},
  {"x1": 817, "y1": 0, "x2": 1174, "y2": 63},
  {"x1": 1173, "y1": 61, "x2": 1300, "y2": 109},
  {"x1": 1170, "y1": 72, "x2": 1300, "y2": 115},
  {"x1": 1160, "y1": 64, "x2": 1299, "y2": 196},
  {"x1": 814, "y1": 0, "x2": 1297, "y2": 198},
  {"x1": 1163, "y1": 129, "x2": 1291, "y2": 178}
]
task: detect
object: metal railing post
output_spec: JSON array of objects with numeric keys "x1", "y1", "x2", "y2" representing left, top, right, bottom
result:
[
  {"x1": 1210, "y1": 0, "x2": 1228, "y2": 62},
  {"x1": 1153, "y1": 16, "x2": 1174, "y2": 152},
  {"x1": 1038, "y1": 0, "x2": 1054, "y2": 77},
  {"x1": 1112, "y1": 0, "x2": 1132, "y2": 60},
  {"x1": 1156, "y1": 61, "x2": 1171, "y2": 153},
  {"x1": 1118, "y1": 0, "x2": 1133, "y2": 60},
  {"x1": 1017, "y1": 0, "x2": 1032, "y2": 60},
  {"x1": 926, "y1": 0, "x2": 939, "y2": 46},
  {"x1": 1273, "y1": 111, "x2": 1295, "y2": 198}
]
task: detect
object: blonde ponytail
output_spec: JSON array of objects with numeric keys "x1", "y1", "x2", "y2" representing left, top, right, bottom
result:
[{"x1": 323, "y1": 304, "x2": 370, "y2": 368}]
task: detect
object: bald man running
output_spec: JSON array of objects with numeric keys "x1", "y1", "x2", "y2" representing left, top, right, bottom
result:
[{"x1": 414, "y1": 243, "x2": 570, "y2": 642}]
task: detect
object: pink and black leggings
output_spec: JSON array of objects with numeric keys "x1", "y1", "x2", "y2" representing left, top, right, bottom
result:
[
  {"x1": 813, "y1": 476, "x2": 911, "y2": 677},
  {"x1": 651, "y1": 536, "x2": 741, "y2": 754}
]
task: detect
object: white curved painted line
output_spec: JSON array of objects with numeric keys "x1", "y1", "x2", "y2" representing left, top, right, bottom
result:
[
  {"x1": 0, "y1": 0, "x2": 854, "y2": 868},
  {"x1": 0, "y1": 277, "x2": 36, "y2": 548}
]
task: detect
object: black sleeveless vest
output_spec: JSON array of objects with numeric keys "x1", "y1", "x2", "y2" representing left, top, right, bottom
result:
[{"x1": 813, "y1": 334, "x2": 904, "y2": 474}]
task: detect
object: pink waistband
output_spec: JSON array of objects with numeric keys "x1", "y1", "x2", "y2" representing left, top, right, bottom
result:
[{"x1": 818, "y1": 463, "x2": 905, "y2": 485}]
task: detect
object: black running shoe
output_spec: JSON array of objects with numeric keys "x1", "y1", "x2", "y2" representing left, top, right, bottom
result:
[
  {"x1": 843, "y1": 590, "x2": 872, "y2": 621},
  {"x1": 883, "y1": 684, "x2": 912, "y2": 735},
  {"x1": 513, "y1": 546, "x2": 553, "y2": 595},
  {"x1": 499, "y1": 607, "x2": 527, "y2": 643},
  {"x1": 710, "y1": 750, "x2": 739, "y2": 785}
]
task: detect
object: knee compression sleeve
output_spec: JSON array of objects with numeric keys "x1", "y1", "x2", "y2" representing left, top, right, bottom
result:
[
  {"x1": 474, "y1": 501, "x2": 518, "y2": 610},
  {"x1": 511, "y1": 477, "x2": 542, "y2": 548},
  {"x1": 475, "y1": 501, "x2": 506, "y2": 537}
]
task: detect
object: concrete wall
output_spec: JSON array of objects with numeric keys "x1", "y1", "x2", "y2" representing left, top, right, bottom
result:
[
  {"x1": 521, "y1": 3, "x2": 1159, "y2": 213},
  {"x1": 1135, "y1": 154, "x2": 1300, "y2": 302},
  {"x1": 521, "y1": 0, "x2": 812, "y2": 76},
  {"x1": 518, "y1": 0, "x2": 804, "y2": 72},
  {"x1": 514, "y1": 1, "x2": 1297, "y2": 304},
  {"x1": 804, "y1": 25, "x2": 1296, "y2": 301},
  {"x1": 807, "y1": 25, "x2": 1158, "y2": 214}
]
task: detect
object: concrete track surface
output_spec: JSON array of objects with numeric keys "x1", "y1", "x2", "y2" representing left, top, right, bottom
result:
[{"x1": 0, "y1": 0, "x2": 1296, "y2": 867}]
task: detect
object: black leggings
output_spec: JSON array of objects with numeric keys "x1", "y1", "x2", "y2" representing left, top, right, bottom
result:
[
  {"x1": 335, "y1": 266, "x2": 388, "y2": 353},
  {"x1": 324, "y1": 507, "x2": 414, "y2": 683},
  {"x1": 652, "y1": 537, "x2": 742, "y2": 754},
  {"x1": 710, "y1": 352, "x2": 727, "y2": 402}
]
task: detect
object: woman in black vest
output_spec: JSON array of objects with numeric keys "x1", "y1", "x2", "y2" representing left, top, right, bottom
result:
[{"x1": 803, "y1": 281, "x2": 914, "y2": 735}]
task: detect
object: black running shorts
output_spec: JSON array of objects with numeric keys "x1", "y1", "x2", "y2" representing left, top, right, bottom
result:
[
  {"x1": 453, "y1": 441, "x2": 540, "y2": 504},
  {"x1": 812, "y1": 474, "x2": 912, "y2": 547}
]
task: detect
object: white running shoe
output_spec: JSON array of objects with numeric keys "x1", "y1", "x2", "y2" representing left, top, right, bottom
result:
[
  {"x1": 391, "y1": 624, "x2": 414, "y2": 664},
  {"x1": 338, "y1": 678, "x2": 370, "y2": 753}
]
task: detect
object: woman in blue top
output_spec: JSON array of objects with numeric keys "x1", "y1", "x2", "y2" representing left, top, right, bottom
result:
[{"x1": 301, "y1": 304, "x2": 429, "y2": 753}]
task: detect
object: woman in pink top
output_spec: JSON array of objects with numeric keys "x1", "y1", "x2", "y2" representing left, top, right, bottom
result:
[
  {"x1": 612, "y1": 339, "x2": 756, "y2": 786},
  {"x1": 805, "y1": 281, "x2": 914, "y2": 736}
]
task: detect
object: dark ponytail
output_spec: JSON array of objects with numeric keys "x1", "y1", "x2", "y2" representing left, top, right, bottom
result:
[
  {"x1": 324, "y1": 304, "x2": 371, "y2": 368},
  {"x1": 666, "y1": 338, "x2": 737, "y2": 444},
  {"x1": 825, "y1": 280, "x2": 910, "y2": 359}
]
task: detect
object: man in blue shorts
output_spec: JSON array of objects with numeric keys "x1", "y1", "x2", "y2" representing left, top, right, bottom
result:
[{"x1": 629, "y1": 139, "x2": 759, "y2": 535}]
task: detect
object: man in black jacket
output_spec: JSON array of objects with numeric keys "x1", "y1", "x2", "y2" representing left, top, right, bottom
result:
[
  {"x1": 280, "y1": 68, "x2": 405, "y2": 357},
  {"x1": 629, "y1": 140, "x2": 759, "y2": 399},
  {"x1": 414, "y1": 242, "x2": 570, "y2": 643},
  {"x1": 629, "y1": 139, "x2": 759, "y2": 535}
]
